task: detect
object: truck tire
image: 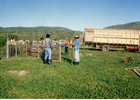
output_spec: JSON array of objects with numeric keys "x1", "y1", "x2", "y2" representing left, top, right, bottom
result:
[{"x1": 102, "y1": 45, "x2": 109, "y2": 51}]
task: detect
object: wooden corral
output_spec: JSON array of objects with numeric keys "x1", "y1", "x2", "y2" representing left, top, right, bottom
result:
[
  {"x1": 6, "y1": 37, "x2": 62, "y2": 62},
  {"x1": 52, "y1": 45, "x2": 61, "y2": 63},
  {"x1": 25, "y1": 44, "x2": 61, "y2": 63}
]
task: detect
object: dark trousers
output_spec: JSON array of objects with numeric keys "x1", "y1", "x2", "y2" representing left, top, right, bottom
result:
[{"x1": 65, "y1": 47, "x2": 68, "y2": 54}]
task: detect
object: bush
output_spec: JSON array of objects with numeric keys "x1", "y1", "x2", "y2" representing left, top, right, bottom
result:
[
  {"x1": 9, "y1": 34, "x2": 19, "y2": 41},
  {"x1": 0, "y1": 36, "x2": 7, "y2": 48},
  {"x1": 0, "y1": 34, "x2": 19, "y2": 48}
]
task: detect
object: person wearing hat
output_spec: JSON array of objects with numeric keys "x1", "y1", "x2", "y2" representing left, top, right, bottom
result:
[
  {"x1": 64, "y1": 38, "x2": 69, "y2": 55},
  {"x1": 43, "y1": 34, "x2": 53, "y2": 65},
  {"x1": 71, "y1": 35, "x2": 80, "y2": 66}
]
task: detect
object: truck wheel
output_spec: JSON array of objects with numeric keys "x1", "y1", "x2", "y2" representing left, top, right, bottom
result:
[{"x1": 102, "y1": 45, "x2": 109, "y2": 51}]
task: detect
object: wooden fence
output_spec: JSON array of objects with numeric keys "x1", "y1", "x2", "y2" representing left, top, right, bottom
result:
[
  {"x1": 6, "y1": 42, "x2": 25, "y2": 58},
  {"x1": 52, "y1": 45, "x2": 61, "y2": 63},
  {"x1": 6, "y1": 37, "x2": 61, "y2": 63},
  {"x1": 25, "y1": 44, "x2": 61, "y2": 63}
]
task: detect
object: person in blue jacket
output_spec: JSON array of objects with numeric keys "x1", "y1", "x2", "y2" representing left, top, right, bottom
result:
[{"x1": 71, "y1": 35, "x2": 80, "y2": 66}]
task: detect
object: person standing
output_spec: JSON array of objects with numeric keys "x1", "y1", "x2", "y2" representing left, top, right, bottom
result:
[
  {"x1": 72, "y1": 35, "x2": 80, "y2": 66},
  {"x1": 69, "y1": 39, "x2": 72, "y2": 46},
  {"x1": 41, "y1": 38, "x2": 45, "y2": 45},
  {"x1": 64, "y1": 38, "x2": 69, "y2": 55},
  {"x1": 43, "y1": 34, "x2": 53, "y2": 65}
]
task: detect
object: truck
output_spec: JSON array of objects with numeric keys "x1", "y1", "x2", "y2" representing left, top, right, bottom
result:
[{"x1": 83, "y1": 28, "x2": 140, "y2": 52}]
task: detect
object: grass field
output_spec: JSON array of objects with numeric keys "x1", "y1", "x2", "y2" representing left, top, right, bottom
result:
[{"x1": 0, "y1": 47, "x2": 140, "y2": 99}]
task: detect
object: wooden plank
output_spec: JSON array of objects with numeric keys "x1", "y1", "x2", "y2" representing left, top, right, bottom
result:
[
  {"x1": 23, "y1": 45, "x2": 25, "y2": 54},
  {"x1": 9, "y1": 45, "x2": 11, "y2": 57},
  {"x1": 59, "y1": 45, "x2": 61, "y2": 63},
  {"x1": 52, "y1": 50, "x2": 59, "y2": 52},
  {"x1": 134, "y1": 30, "x2": 136, "y2": 45},
  {"x1": 15, "y1": 42, "x2": 17, "y2": 57},
  {"x1": 19, "y1": 43, "x2": 21, "y2": 54},
  {"x1": 127, "y1": 67, "x2": 140, "y2": 69},
  {"x1": 126, "y1": 30, "x2": 127, "y2": 45},
  {"x1": 130, "y1": 30, "x2": 132, "y2": 45},
  {"x1": 52, "y1": 57, "x2": 59, "y2": 60},
  {"x1": 37, "y1": 46, "x2": 39, "y2": 58},
  {"x1": 133, "y1": 69, "x2": 140, "y2": 77},
  {"x1": 121, "y1": 30, "x2": 123, "y2": 45},
  {"x1": 100, "y1": 30, "x2": 101, "y2": 44},
  {"x1": 109, "y1": 30, "x2": 110, "y2": 44},
  {"x1": 52, "y1": 60, "x2": 60, "y2": 63},
  {"x1": 117, "y1": 30, "x2": 118, "y2": 45},
  {"x1": 52, "y1": 54, "x2": 59, "y2": 56},
  {"x1": 6, "y1": 36, "x2": 9, "y2": 59},
  {"x1": 26, "y1": 43, "x2": 27, "y2": 55}
]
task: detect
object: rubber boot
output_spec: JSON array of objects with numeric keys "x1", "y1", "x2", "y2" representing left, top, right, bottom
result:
[
  {"x1": 77, "y1": 62, "x2": 79, "y2": 65},
  {"x1": 49, "y1": 60, "x2": 52, "y2": 65},
  {"x1": 47, "y1": 58, "x2": 49, "y2": 64},
  {"x1": 44, "y1": 59, "x2": 47, "y2": 64},
  {"x1": 43, "y1": 59, "x2": 45, "y2": 64},
  {"x1": 75, "y1": 62, "x2": 79, "y2": 66},
  {"x1": 74, "y1": 62, "x2": 78, "y2": 66}
]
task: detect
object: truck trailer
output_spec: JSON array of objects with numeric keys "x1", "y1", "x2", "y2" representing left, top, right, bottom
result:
[{"x1": 84, "y1": 28, "x2": 140, "y2": 52}]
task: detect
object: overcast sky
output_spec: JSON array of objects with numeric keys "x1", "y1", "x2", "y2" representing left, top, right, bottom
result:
[{"x1": 0, "y1": 0, "x2": 140, "y2": 31}]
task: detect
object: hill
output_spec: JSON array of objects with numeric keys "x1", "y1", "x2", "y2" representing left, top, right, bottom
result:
[
  {"x1": 0, "y1": 26, "x2": 71, "y2": 32},
  {"x1": 104, "y1": 21, "x2": 140, "y2": 30}
]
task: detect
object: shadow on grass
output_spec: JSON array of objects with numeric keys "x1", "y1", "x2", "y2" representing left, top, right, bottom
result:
[
  {"x1": 40, "y1": 52, "x2": 45, "y2": 64},
  {"x1": 62, "y1": 57, "x2": 74, "y2": 65},
  {"x1": 61, "y1": 53, "x2": 65, "y2": 55},
  {"x1": 80, "y1": 48, "x2": 102, "y2": 51}
]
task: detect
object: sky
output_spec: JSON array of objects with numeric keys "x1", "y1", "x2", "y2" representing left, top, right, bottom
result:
[{"x1": 0, "y1": 0, "x2": 140, "y2": 31}]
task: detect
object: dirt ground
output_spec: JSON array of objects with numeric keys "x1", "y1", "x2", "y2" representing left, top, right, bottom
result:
[{"x1": 8, "y1": 70, "x2": 29, "y2": 76}]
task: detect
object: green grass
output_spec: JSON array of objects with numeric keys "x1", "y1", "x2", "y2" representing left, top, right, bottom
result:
[{"x1": 0, "y1": 48, "x2": 140, "y2": 99}]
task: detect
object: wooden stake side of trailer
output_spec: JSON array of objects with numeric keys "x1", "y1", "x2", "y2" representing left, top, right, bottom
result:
[
  {"x1": 85, "y1": 28, "x2": 140, "y2": 46},
  {"x1": 84, "y1": 28, "x2": 140, "y2": 51}
]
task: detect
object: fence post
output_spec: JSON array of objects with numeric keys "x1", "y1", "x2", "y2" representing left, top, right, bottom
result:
[
  {"x1": 71, "y1": 46, "x2": 74, "y2": 65},
  {"x1": 32, "y1": 39, "x2": 34, "y2": 46},
  {"x1": 19, "y1": 43, "x2": 21, "y2": 54},
  {"x1": 59, "y1": 45, "x2": 61, "y2": 63},
  {"x1": 9, "y1": 45, "x2": 11, "y2": 58},
  {"x1": 6, "y1": 36, "x2": 9, "y2": 59},
  {"x1": 15, "y1": 42, "x2": 17, "y2": 57},
  {"x1": 26, "y1": 43, "x2": 27, "y2": 55},
  {"x1": 23, "y1": 45, "x2": 24, "y2": 54},
  {"x1": 38, "y1": 46, "x2": 39, "y2": 58}
]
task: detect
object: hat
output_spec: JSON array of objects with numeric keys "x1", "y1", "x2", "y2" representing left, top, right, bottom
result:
[
  {"x1": 65, "y1": 38, "x2": 68, "y2": 40},
  {"x1": 74, "y1": 35, "x2": 79, "y2": 38}
]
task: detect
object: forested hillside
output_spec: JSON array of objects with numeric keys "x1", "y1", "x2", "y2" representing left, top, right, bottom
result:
[
  {"x1": 104, "y1": 21, "x2": 140, "y2": 30},
  {"x1": 0, "y1": 26, "x2": 71, "y2": 32}
]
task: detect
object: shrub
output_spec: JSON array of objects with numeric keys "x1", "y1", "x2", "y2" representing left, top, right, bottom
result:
[
  {"x1": 0, "y1": 36, "x2": 7, "y2": 48},
  {"x1": 0, "y1": 34, "x2": 19, "y2": 48}
]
